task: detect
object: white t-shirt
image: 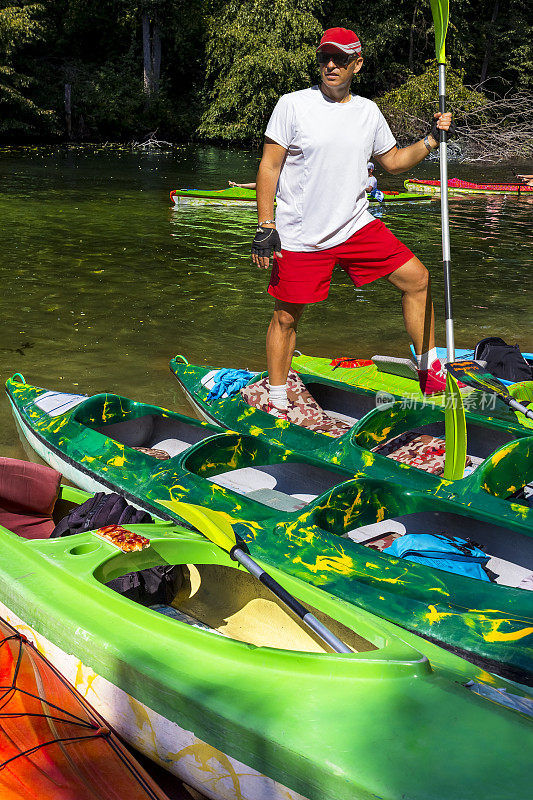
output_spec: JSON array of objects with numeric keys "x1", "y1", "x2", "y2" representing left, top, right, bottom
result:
[
  {"x1": 367, "y1": 175, "x2": 378, "y2": 191},
  {"x1": 265, "y1": 86, "x2": 396, "y2": 251}
]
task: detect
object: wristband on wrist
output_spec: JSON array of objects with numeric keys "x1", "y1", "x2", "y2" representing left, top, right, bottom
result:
[
  {"x1": 423, "y1": 134, "x2": 437, "y2": 152},
  {"x1": 259, "y1": 219, "x2": 275, "y2": 226}
]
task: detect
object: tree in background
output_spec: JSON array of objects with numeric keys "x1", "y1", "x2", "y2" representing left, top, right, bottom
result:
[
  {"x1": 376, "y1": 61, "x2": 487, "y2": 143},
  {"x1": 198, "y1": 0, "x2": 322, "y2": 143},
  {"x1": 0, "y1": 2, "x2": 55, "y2": 137},
  {"x1": 0, "y1": 0, "x2": 530, "y2": 148},
  {"x1": 13, "y1": 0, "x2": 203, "y2": 140}
]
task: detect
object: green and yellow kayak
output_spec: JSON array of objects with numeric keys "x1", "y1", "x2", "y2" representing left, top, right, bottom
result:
[
  {"x1": 0, "y1": 458, "x2": 532, "y2": 800},
  {"x1": 170, "y1": 187, "x2": 434, "y2": 207},
  {"x1": 291, "y1": 350, "x2": 533, "y2": 428},
  {"x1": 6, "y1": 373, "x2": 533, "y2": 682}
]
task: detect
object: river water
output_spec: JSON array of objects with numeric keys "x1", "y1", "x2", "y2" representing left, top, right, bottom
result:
[{"x1": 1, "y1": 144, "x2": 532, "y2": 458}]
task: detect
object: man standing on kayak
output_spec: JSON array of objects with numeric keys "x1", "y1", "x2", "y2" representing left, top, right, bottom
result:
[{"x1": 251, "y1": 27, "x2": 454, "y2": 417}]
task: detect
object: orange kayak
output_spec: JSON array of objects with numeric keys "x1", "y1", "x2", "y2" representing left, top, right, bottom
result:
[{"x1": 0, "y1": 617, "x2": 169, "y2": 800}]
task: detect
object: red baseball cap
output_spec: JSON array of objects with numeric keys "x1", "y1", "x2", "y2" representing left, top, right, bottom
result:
[{"x1": 317, "y1": 27, "x2": 362, "y2": 56}]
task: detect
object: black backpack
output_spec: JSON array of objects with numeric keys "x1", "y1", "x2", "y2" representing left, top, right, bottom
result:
[
  {"x1": 474, "y1": 337, "x2": 532, "y2": 383},
  {"x1": 53, "y1": 492, "x2": 180, "y2": 606},
  {"x1": 51, "y1": 492, "x2": 152, "y2": 538}
]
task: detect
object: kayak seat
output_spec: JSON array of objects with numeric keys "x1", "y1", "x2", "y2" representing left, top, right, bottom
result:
[
  {"x1": 209, "y1": 463, "x2": 341, "y2": 508},
  {"x1": 241, "y1": 370, "x2": 353, "y2": 437},
  {"x1": 246, "y1": 489, "x2": 308, "y2": 513},
  {"x1": 0, "y1": 457, "x2": 61, "y2": 539},
  {"x1": 372, "y1": 355, "x2": 418, "y2": 381},
  {"x1": 372, "y1": 431, "x2": 473, "y2": 476},
  {"x1": 93, "y1": 415, "x2": 213, "y2": 457}
]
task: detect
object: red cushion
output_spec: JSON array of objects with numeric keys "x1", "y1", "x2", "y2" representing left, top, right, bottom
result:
[
  {"x1": 0, "y1": 458, "x2": 62, "y2": 539},
  {"x1": 0, "y1": 508, "x2": 56, "y2": 540},
  {"x1": 0, "y1": 458, "x2": 61, "y2": 515}
]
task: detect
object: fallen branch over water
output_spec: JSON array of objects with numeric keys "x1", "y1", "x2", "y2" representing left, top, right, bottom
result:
[
  {"x1": 455, "y1": 92, "x2": 533, "y2": 163},
  {"x1": 401, "y1": 91, "x2": 533, "y2": 163},
  {"x1": 131, "y1": 130, "x2": 174, "y2": 150}
]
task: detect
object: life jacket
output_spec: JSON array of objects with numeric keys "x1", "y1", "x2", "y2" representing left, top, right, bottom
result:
[{"x1": 474, "y1": 337, "x2": 532, "y2": 383}]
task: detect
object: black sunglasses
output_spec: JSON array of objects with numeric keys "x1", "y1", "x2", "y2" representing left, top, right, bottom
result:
[{"x1": 317, "y1": 51, "x2": 355, "y2": 68}]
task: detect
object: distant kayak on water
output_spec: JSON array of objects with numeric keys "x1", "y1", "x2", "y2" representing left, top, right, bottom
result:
[
  {"x1": 405, "y1": 178, "x2": 533, "y2": 196},
  {"x1": 170, "y1": 186, "x2": 434, "y2": 207}
]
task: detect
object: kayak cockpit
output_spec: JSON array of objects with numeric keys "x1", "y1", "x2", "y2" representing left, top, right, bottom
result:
[
  {"x1": 104, "y1": 559, "x2": 376, "y2": 654},
  {"x1": 350, "y1": 397, "x2": 517, "y2": 477},
  {"x1": 181, "y1": 435, "x2": 347, "y2": 512},
  {"x1": 301, "y1": 380, "x2": 376, "y2": 426},
  {"x1": 303, "y1": 380, "x2": 379, "y2": 426},
  {"x1": 207, "y1": 462, "x2": 344, "y2": 512},
  {"x1": 312, "y1": 482, "x2": 533, "y2": 590},
  {"x1": 92, "y1": 414, "x2": 213, "y2": 458},
  {"x1": 72, "y1": 394, "x2": 217, "y2": 459}
]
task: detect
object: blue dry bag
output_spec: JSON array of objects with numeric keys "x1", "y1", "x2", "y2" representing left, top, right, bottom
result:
[{"x1": 383, "y1": 533, "x2": 491, "y2": 581}]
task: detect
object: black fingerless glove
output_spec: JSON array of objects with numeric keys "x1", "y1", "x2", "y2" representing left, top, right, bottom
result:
[
  {"x1": 429, "y1": 117, "x2": 457, "y2": 143},
  {"x1": 252, "y1": 226, "x2": 282, "y2": 259}
]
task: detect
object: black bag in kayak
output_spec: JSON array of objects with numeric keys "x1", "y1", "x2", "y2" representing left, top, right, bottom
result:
[
  {"x1": 51, "y1": 491, "x2": 152, "y2": 537},
  {"x1": 474, "y1": 337, "x2": 532, "y2": 382},
  {"x1": 51, "y1": 491, "x2": 179, "y2": 605},
  {"x1": 106, "y1": 565, "x2": 181, "y2": 607}
]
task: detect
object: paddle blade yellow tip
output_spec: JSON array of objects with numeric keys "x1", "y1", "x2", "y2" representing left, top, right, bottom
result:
[
  {"x1": 171, "y1": 501, "x2": 236, "y2": 552},
  {"x1": 430, "y1": 0, "x2": 449, "y2": 63}
]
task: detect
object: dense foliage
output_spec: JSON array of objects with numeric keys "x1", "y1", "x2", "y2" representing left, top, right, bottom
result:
[{"x1": 0, "y1": 0, "x2": 531, "y2": 148}]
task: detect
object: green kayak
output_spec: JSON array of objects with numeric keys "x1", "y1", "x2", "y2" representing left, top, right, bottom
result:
[
  {"x1": 170, "y1": 187, "x2": 434, "y2": 207},
  {"x1": 168, "y1": 357, "x2": 533, "y2": 479},
  {"x1": 291, "y1": 351, "x2": 533, "y2": 428},
  {"x1": 6, "y1": 373, "x2": 533, "y2": 682},
  {"x1": 1, "y1": 460, "x2": 532, "y2": 800}
]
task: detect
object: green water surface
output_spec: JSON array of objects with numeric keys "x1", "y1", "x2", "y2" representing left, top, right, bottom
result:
[{"x1": 1, "y1": 144, "x2": 532, "y2": 458}]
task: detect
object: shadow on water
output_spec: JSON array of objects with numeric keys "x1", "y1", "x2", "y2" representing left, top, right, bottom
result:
[{"x1": 1, "y1": 145, "x2": 532, "y2": 458}]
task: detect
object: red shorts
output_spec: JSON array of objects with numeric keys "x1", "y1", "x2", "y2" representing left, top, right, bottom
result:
[{"x1": 268, "y1": 219, "x2": 414, "y2": 304}]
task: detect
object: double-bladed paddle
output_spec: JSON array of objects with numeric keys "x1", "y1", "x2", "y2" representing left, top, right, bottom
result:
[
  {"x1": 429, "y1": 0, "x2": 455, "y2": 363},
  {"x1": 446, "y1": 361, "x2": 533, "y2": 420},
  {"x1": 172, "y1": 501, "x2": 352, "y2": 654}
]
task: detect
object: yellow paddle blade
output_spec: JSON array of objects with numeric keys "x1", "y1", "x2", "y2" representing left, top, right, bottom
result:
[
  {"x1": 443, "y1": 371, "x2": 467, "y2": 480},
  {"x1": 169, "y1": 502, "x2": 236, "y2": 552},
  {"x1": 430, "y1": 0, "x2": 449, "y2": 63}
]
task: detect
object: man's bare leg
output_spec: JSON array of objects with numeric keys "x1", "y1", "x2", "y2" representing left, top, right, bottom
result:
[
  {"x1": 266, "y1": 300, "x2": 306, "y2": 385},
  {"x1": 386, "y1": 256, "x2": 435, "y2": 358}
]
